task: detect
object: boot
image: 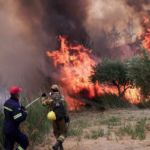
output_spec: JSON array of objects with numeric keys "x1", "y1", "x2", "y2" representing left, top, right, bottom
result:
[
  {"x1": 52, "y1": 140, "x2": 62, "y2": 150},
  {"x1": 60, "y1": 143, "x2": 64, "y2": 150}
]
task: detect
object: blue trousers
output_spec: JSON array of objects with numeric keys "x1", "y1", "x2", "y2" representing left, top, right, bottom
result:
[{"x1": 4, "y1": 130, "x2": 29, "y2": 150}]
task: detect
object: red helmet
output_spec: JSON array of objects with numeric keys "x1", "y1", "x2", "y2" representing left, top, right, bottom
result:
[{"x1": 10, "y1": 86, "x2": 22, "y2": 95}]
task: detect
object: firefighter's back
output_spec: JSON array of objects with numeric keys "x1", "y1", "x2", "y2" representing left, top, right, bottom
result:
[{"x1": 3, "y1": 98, "x2": 20, "y2": 134}]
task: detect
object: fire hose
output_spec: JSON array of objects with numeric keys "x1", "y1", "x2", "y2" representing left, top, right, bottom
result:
[{"x1": 27, "y1": 106, "x2": 50, "y2": 136}]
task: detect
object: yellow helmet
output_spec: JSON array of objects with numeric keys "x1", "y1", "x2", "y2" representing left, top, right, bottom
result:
[
  {"x1": 51, "y1": 84, "x2": 59, "y2": 91},
  {"x1": 47, "y1": 111, "x2": 56, "y2": 120}
]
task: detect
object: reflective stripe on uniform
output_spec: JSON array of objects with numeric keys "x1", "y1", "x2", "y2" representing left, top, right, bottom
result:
[
  {"x1": 18, "y1": 146, "x2": 24, "y2": 150},
  {"x1": 60, "y1": 98, "x2": 64, "y2": 101},
  {"x1": 4, "y1": 106, "x2": 13, "y2": 111},
  {"x1": 59, "y1": 135, "x2": 65, "y2": 140},
  {"x1": 14, "y1": 113, "x2": 22, "y2": 119},
  {"x1": 49, "y1": 99, "x2": 53, "y2": 102}
]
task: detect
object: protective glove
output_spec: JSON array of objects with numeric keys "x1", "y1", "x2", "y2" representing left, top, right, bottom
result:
[
  {"x1": 20, "y1": 106, "x2": 26, "y2": 114},
  {"x1": 42, "y1": 93, "x2": 47, "y2": 97}
]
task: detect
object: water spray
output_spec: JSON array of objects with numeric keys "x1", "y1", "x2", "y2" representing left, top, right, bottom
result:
[{"x1": 25, "y1": 97, "x2": 40, "y2": 109}]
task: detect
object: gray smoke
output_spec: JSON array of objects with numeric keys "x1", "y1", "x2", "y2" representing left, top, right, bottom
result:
[
  {"x1": 125, "y1": 0, "x2": 150, "y2": 12},
  {"x1": 0, "y1": 1, "x2": 45, "y2": 92}
]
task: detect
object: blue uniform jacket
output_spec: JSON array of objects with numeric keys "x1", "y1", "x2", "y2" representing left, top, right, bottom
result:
[{"x1": 3, "y1": 97, "x2": 27, "y2": 134}]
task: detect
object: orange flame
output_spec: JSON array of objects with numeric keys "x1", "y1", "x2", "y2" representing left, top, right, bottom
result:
[
  {"x1": 138, "y1": 16, "x2": 150, "y2": 52},
  {"x1": 142, "y1": 28, "x2": 150, "y2": 52},
  {"x1": 143, "y1": 16, "x2": 149, "y2": 24},
  {"x1": 47, "y1": 36, "x2": 143, "y2": 110},
  {"x1": 47, "y1": 36, "x2": 96, "y2": 98}
]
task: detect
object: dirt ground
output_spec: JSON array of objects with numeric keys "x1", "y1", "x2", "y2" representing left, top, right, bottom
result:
[{"x1": 33, "y1": 109, "x2": 150, "y2": 150}]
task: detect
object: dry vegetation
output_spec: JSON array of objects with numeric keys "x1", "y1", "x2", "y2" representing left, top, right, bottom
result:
[{"x1": 32, "y1": 108, "x2": 150, "y2": 150}]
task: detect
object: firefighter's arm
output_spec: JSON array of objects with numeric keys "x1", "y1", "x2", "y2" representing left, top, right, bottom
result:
[
  {"x1": 60, "y1": 95, "x2": 65, "y2": 105},
  {"x1": 13, "y1": 105, "x2": 27, "y2": 123},
  {"x1": 41, "y1": 94, "x2": 53, "y2": 106}
]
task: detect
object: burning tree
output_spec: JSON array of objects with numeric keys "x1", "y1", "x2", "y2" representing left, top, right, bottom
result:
[
  {"x1": 127, "y1": 48, "x2": 150, "y2": 100},
  {"x1": 90, "y1": 58, "x2": 133, "y2": 106}
]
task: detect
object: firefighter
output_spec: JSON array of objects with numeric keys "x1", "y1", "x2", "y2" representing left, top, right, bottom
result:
[
  {"x1": 3, "y1": 86, "x2": 29, "y2": 150},
  {"x1": 41, "y1": 85, "x2": 67, "y2": 150}
]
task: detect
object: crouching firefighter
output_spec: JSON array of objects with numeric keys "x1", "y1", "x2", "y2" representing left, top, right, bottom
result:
[
  {"x1": 3, "y1": 86, "x2": 29, "y2": 150},
  {"x1": 41, "y1": 85, "x2": 69, "y2": 150}
]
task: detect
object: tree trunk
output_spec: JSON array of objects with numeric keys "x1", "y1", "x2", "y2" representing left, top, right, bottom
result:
[{"x1": 118, "y1": 86, "x2": 121, "y2": 108}]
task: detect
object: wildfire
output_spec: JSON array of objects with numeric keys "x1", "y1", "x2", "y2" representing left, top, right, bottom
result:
[
  {"x1": 47, "y1": 36, "x2": 96, "y2": 109},
  {"x1": 139, "y1": 16, "x2": 150, "y2": 52},
  {"x1": 47, "y1": 36, "x2": 143, "y2": 110},
  {"x1": 47, "y1": 36, "x2": 95, "y2": 96}
]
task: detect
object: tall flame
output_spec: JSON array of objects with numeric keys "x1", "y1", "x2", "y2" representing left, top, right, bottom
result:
[
  {"x1": 140, "y1": 17, "x2": 150, "y2": 51},
  {"x1": 47, "y1": 36, "x2": 143, "y2": 110},
  {"x1": 47, "y1": 36, "x2": 96, "y2": 97}
]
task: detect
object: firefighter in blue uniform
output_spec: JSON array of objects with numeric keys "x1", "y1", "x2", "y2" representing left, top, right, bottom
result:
[{"x1": 3, "y1": 86, "x2": 29, "y2": 150}]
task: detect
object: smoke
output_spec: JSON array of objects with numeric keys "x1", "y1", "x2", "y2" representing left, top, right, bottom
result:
[
  {"x1": 0, "y1": 1, "x2": 44, "y2": 92},
  {"x1": 15, "y1": 0, "x2": 145, "y2": 56},
  {"x1": 15, "y1": 0, "x2": 90, "y2": 45},
  {"x1": 0, "y1": 0, "x2": 150, "y2": 93},
  {"x1": 85, "y1": 0, "x2": 150, "y2": 56},
  {"x1": 0, "y1": 87, "x2": 9, "y2": 112},
  {"x1": 125, "y1": 0, "x2": 150, "y2": 12},
  {"x1": 15, "y1": 0, "x2": 150, "y2": 52},
  {"x1": 14, "y1": 0, "x2": 92, "y2": 85}
]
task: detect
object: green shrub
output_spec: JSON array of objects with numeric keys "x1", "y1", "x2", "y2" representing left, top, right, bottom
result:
[{"x1": 127, "y1": 49, "x2": 150, "y2": 99}]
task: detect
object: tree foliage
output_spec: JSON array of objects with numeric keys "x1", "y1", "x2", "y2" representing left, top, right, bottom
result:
[
  {"x1": 127, "y1": 48, "x2": 150, "y2": 99},
  {"x1": 90, "y1": 58, "x2": 132, "y2": 106}
]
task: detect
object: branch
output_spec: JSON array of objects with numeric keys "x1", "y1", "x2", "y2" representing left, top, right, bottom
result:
[
  {"x1": 112, "y1": 80, "x2": 119, "y2": 87},
  {"x1": 123, "y1": 83, "x2": 126, "y2": 92},
  {"x1": 121, "y1": 85, "x2": 133, "y2": 97},
  {"x1": 124, "y1": 85, "x2": 133, "y2": 92}
]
